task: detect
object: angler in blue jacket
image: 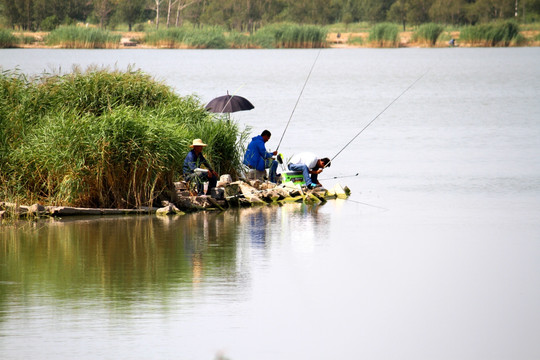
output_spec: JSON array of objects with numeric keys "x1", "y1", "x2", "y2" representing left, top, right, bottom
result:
[{"x1": 243, "y1": 130, "x2": 277, "y2": 181}]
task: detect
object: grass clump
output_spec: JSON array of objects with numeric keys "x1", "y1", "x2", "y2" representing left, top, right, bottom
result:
[
  {"x1": 46, "y1": 26, "x2": 121, "y2": 48},
  {"x1": 144, "y1": 26, "x2": 228, "y2": 49},
  {"x1": 347, "y1": 35, "x2": 364, "y2": 46},
  {"x1": 459, "y1": 21, "x2": 520, "y2": 46},
  {"x1": 252, "y1": 23, "x2": 328, "y2": 48},
  {"x1": 368, "y1": 22, "x2": 400, "y2": 47},
  {"x1": 0, "y1": 29, "x2": 19, "y2": 48},
  {"x1": 0, "y1": 67, "x2": 247, "y2": 208},
  {"x1": 412, "y1": 23, "x2": 445, "y2": 46}
]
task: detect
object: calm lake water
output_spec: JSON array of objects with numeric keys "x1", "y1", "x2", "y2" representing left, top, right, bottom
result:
[{"x1": 1, "y1": 48, "x2": 540, "y2": 359}]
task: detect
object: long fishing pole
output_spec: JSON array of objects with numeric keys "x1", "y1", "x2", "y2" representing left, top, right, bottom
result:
[
  {"x1": 330, "y1": 69, "x2": 430, "y2": 163},
  {"x1": 276, "y1": 49, "x2": 322, "y2": 152}
]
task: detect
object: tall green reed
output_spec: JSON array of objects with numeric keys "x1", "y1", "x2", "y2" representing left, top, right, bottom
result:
[
  {"x1": 0, "y1": 29, "x2": 19, "y2": 48},
  {"x1": 144, "y1": 26, "x2": 228, "y2": 48},
  {"x1": 46, "y1": 26, "x2": 121, "y2": 49},
  {"x1": 368, "y1": 23, "x2": 400, "y2": 47},
  {"x1": 459, "y1": 21, "x2": 520, "y2": 46},
  {"x1": 412, "y1": 23, "x2": 445, "y2": 46},
  {"x1": 0, "y1": 68, "x2": 248, "y2": 208},
  {"x1": 252, "y1": 23, "x2": 328, "y2": 48}
]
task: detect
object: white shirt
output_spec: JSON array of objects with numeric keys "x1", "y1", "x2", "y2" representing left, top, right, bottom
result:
[{"x1": 289, "y1": 152, "x2": 318, "y2": 169}]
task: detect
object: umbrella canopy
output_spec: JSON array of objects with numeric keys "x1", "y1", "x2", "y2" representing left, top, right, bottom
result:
[{"x1": 205, "y1": 94, "x2": 254, "y2": 113}]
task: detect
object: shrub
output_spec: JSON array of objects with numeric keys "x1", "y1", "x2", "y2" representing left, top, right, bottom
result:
[{"x1": 41, "y1": 15, "x2": 60, "y2": 31}]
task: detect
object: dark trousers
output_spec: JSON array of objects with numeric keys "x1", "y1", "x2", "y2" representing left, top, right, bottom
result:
[{"x1": 186, "y1": 172, "x2": 217, "y2": 195}]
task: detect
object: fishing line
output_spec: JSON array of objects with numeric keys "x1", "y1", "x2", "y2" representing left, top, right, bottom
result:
[
  {"x1": 330, "y1": 68, "x2": 431, "y2": 163},
  {"x1": 219, "y1": 83, "x2": 246, "y2": 115},
  {"x1": 319, "y1": 173, "x2": 359, "y2": 181},
  {"x1": 276, "y1": 49, "x2": 322, "y2": 152},
  {"x1": 346, "y1": 198, "x2": 389, "y2": 211}
]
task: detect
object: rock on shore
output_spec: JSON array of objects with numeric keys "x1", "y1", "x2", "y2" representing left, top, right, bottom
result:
[{"x1": 0, "y1": 175, "x2": 350, "y2": 218}]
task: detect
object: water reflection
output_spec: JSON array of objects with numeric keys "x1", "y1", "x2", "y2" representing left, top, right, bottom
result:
[
  {"x1": 0, "y1": 204, "x2": 329, "y2": 314},
  {"x1": 0, "y1": 214, "x2": 243, "y2": 313}
]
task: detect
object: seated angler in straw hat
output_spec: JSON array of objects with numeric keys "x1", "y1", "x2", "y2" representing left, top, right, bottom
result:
[{"x1": 183, "y1": 139, "x2": 219, "y2": 195}]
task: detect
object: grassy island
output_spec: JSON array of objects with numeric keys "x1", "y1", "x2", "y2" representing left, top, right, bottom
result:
[{"x1": 0, "y1": 68, "x2": 247, "y2": 209}]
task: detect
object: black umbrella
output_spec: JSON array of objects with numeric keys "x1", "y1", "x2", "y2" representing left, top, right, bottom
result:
[{"x1": 205, "y1": 93, "x2": 254, "y2": 113}]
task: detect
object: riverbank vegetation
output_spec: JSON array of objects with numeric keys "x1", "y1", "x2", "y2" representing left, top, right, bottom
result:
[
  {"x1": 0, "y1": 68, "x2": 247, "y2": 209},
  {"x1": 46, "y1": 25, "x2": 122, "y2": 48},
  {"x1": 3, "y1": 20, "x2": 539, "y2": 49},
  {"x1": 459, "y1": 20, "x2": 525, "y2": 46},
  {"x1": 1, "y1": 0, "x2": 540, "y2": 48},
  {"x1": 2, "y1": 0, "x2": 540, "y2": 32},
  {"x1": 411, "y1": 23, "x2": 445, "y2": 46},
  {"x1": 367, "y1": 22, "x2": 400, "y2": 47}
]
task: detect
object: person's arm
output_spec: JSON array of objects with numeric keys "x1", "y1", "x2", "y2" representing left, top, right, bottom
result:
[
  {"x1": 200, "y1": 154, "x2": 218, "y2": 177},
  {"x1": 258, "y1": 142, "x2": 274, "y2": 159}
]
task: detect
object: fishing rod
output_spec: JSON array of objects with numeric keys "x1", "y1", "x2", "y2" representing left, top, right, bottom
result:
[
  {"x1": 276, "y1": 49, "x2": 322, "y2": 152},
  {"x1": 329, "y1": 68, "x2": 430, "y2": 163}
]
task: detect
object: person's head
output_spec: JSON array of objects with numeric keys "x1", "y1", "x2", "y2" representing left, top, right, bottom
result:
[
  {"x1": 261, "y1": 130, "x2": 272, "y2": 143},
  {"x1": 190, "y1": 138, "x2": 207, "y2": 154},
  {"x1": 317, "y1": 157, "x2": 331, "y2": 169}
]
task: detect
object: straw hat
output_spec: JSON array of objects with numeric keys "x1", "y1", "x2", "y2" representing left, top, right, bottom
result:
[{"x1": 190, "y1": 139, "x2": 207, "y2": 148}]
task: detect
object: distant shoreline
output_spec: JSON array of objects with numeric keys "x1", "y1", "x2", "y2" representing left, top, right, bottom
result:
[{"x1": 10, "y1": 30, "x2": 540, "y2": 49}]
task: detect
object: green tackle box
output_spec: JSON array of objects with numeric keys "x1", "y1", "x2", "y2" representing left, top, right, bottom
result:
[{"x1": 281, "y1": 171, "x2": 305, "y2": 185}]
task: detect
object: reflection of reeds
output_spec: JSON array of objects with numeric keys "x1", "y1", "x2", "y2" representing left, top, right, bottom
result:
[
  {"x1": 0, "y1": 68, "x2": 247, "y2": 208},
  {"x1": 368, "y1": 23, "x2": 400, "y2": 47},
  {"x1": 46, "y1": 26, "x2": 121, "y2": 49},
  {"x1": 459, "y1": 21, "x2": 521, "y2": 47},
  {"x1": 412, "y1": 23, "x2": 444, "y2": 46},
  {"x1": 0, "y1": 214, "x2": 241, "y2": 306}
]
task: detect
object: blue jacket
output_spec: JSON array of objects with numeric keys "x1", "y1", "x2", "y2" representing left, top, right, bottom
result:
[{"x1": 243, "y1": 135, "x2": 273, "y2": 171}]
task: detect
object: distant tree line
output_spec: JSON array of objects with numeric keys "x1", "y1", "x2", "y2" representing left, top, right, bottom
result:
[{"x1": 1, "y1": 0, "x2": 540, "y2": 31}]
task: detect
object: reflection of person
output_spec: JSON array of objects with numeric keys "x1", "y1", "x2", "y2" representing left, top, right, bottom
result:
[
  {"x1": 288, "y1": 152, "x2": 331, "y2": 189},
  {"x1": 243, "y1": 130, "x2": 277, "y2": 181},
  {"x1": 183, "y1": 139, "x2": 218, "y2": 195}
]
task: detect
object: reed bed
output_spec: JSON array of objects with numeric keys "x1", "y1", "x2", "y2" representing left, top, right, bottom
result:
[
  {"x1": 0, "y1": 29, "x2": 19, "y2": 48},
  {"x1": 459, "y1": 21, "x2": 521, "y2": 46},
  {"x1": 46, "y1": 26, "x2": 121, "y2": 49},
  {"x1": 368, "y1": 23, "x2": 400, "y2": 47},
  {"x1": 412, "y1": 23, "x2": 445, "y2": 46},
  {"x1": 0, "y1": 68, "x2": 247, "y2": 208},
  {"x1": 252, "y1": 23, "x2": 328, "y2": 48},
  {"x1": 144, "y1": 26, "x2": 228, "y2": 49}
]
